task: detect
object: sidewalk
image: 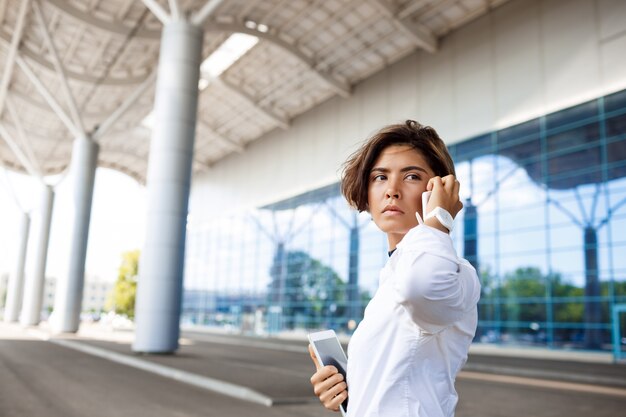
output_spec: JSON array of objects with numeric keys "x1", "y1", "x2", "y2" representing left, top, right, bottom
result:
[
  {"x1": 2, "y1": 321, "x2": 626, "y2": 417},
  {"x1": 38, "y1": 322, "x2": 626, "y2": 393}
]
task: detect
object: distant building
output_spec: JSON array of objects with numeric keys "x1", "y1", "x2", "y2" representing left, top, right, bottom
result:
[{"x1": 43, "y1": 276, "x2": 113, "y2": 314}]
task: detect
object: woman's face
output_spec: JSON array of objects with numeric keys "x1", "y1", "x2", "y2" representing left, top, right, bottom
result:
[{"x1": 367, "y1": 145, "x2": 435, "y2": 247}]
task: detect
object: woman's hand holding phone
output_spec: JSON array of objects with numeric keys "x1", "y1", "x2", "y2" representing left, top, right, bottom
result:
[
  {"x1": 308, "y1": 344, "x2": 348, "y2": 412},
  {"x1": 423, "y1": 175, "x2": 463, "y2": 232}
]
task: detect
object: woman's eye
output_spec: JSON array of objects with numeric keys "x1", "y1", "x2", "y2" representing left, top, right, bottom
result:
[
  {"x1": 372, "y1": 174, "x2": 386, "y2": 181},
  {"x1": 406, "y1": 174, "x2": 421, "y2": 180}
]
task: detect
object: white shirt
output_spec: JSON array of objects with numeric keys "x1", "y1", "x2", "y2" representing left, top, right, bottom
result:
[{"x1": 346, "y1": 225, "x2": 481, "y2": 417}]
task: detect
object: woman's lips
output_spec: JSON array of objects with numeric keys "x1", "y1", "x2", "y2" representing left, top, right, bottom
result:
[{"x1": 382, "y1": 205, "x2": 404, "y2": 215}]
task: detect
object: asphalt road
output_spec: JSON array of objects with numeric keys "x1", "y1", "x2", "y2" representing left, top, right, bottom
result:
[
  {"x1": 1, "y1": 325, "x2": 625, "y2": 417},
  {"x1": 0, "y1": 338, "x2": 328, "y2": 417}
]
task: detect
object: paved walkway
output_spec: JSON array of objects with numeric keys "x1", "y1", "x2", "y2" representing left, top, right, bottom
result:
[{"x1": 2, "y1": 321, "x2": 626, "y2": 417}]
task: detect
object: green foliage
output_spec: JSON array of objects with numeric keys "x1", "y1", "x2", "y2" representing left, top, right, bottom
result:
[
  {"x1": 268, "y1": 249, "x2": 346, "y2": 328},
  {"x1": 106, "y1": 250, "x2": 140, "y2": 319},
  {"x1": 477, "y1": 266, "x2": 626, "y2": 343},
  {"x1": 482, "y1": 266, "x2": 587, "y2": 324},
  {"x1": 551, "y1": 275, "x2": 584, "y2": 323},
  {"x1": 602, "y1": 280, "x2": 626, "y2": 297}
]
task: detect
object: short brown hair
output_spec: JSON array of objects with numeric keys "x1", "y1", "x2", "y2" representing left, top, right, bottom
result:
[{"x1": 341, "y1": 120, "x2": 455, "y2": 212}]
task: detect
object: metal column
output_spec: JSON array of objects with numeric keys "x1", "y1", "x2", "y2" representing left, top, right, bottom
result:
[
  {"x1": 20, "y1": 185, "x2": 54, "y2": 326},
  {"x1": 133, "y1": 21, "x2": 203, "y2": 353},
  {"x1": 50, "y1": 137, "x2": 98, "y2": 333},
  {"x1": 3, "y1": 213, "x2": 30, "y2": 323}
]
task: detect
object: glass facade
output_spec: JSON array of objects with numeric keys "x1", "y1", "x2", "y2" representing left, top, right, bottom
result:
[{"x1": 184, "y1": 89, "x2": 626, "y2": 351}]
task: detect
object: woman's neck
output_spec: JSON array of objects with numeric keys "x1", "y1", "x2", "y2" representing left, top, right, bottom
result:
[{"x1": 387, "y1": 232, "x2": 406, "y2": 252}]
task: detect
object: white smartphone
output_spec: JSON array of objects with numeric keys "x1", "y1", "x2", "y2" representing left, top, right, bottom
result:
[
  {"x1": 421, "y1": 190, "x2": 432, "y2": 221},
  {"x1": 308, "y1": 330, "x2": 348, "y2": 416}
]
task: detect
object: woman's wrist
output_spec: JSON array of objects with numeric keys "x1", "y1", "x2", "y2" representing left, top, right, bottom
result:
[{"x1": 424, "y1": 217, "x2": 450, "y2": 234}]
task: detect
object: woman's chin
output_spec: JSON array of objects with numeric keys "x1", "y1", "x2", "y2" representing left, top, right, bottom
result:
[{"x1": 375, "y1": 218, "x2": 416, "y2": 234}]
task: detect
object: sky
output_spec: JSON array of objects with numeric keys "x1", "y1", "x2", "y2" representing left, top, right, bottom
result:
[{"x1": 0, "y1": 168, "x2": 146, "y2": 283}]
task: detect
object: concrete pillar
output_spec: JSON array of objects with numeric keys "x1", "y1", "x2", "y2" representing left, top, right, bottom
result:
[
  {"x1": 133, "y1": 21, "x2": 203, "y2": 353},
  {"x1": 51, "y1": 137, "x2": 98, "y2": 333},
  {"x1": 3, "y1": 213, "x2": 30, "y2": 322},
  {"x1": 20, "y1": 185, "x2": 54, "y2": 326}
]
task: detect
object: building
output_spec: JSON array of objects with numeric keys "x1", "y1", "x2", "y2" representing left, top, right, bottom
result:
[
  {"x1": 42, "y1": 276, "x2": 113, "y2": 317},
  {"x1": 182, "y1": 0, "x2": 626, "y2": 350},
  {"x1": 0, "y1": 0, "x2": 624, "y2": 352}
]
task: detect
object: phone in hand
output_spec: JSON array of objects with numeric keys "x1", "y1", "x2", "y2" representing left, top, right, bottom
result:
[
  {"x1": 421, "y1": 190, "x2": 432, "y2": 222},
  {"x1": 308, "y1": 330, "x2": 348, "y2": 416}
]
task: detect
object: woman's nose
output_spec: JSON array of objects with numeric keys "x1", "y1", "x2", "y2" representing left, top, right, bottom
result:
[{"x1": 385, "y1": 188, "x2": 400, "y2": 199}]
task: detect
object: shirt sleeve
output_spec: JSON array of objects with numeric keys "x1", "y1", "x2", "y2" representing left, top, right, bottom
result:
[{"x1": 392, "y1": 225, "x2": 481, "y2": 334}]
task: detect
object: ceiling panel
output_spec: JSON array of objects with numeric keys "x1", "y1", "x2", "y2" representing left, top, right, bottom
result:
[{"x1": 0, "y1": 0, "x2": 511, "y2": 184}]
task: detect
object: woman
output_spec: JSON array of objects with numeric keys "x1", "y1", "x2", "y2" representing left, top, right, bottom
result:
[{"x1": 308, "y1": 120, "x2": 480, "y2": 417}]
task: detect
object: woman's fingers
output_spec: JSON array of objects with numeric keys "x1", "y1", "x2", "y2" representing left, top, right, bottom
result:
[
  {"x1": 441, "y1": 174, "x2": 459, "y2": 191},
  {"x1": 308, "y1": 344, "x2": 321, "y2": 371},
  {"x1": 319, "y1": 378, "x2": 348, "y2": 403},
  {"x1": 426, "y1": 175, "x2": 463, "y2": 219},
  {"x1": 309, "y1": 365, "x2": 347, "y2": 411},
  {"x1": 324, "y1": 387, "x2": 349, "y2": 411},
  {"x1": 427, "y1": 176, "x2": 442, "y2": 192},
  {"x1": 312, "y1": 370, "x2": 344, "y2": 395}
]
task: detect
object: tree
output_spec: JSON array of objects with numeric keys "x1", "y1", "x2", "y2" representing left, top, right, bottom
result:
[
  {"x1": 268, "y1": 249, "x2": 347, "y2": 329},
  {"x1": 106, "y1": 250, "x2": 140, "y2": 319},
  {"x1": 500, "y1": 267, "x2": 547, "y2": 323},
  {"x1": 550, "y1": 274, "x2": 584, "y2": 324}
]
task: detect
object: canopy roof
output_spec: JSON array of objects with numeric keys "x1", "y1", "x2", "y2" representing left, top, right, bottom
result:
[{"x1": 0, "y1": 0, "x2": 510, "y2": 184}]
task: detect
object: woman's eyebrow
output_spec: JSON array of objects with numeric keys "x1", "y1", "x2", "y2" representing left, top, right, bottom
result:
[
  {"x1": 400, "y1": 165, "x2": 428, "y2": 174},
  {"x1": 370, "y1": 166, "x2": 428, "y2": 174}
]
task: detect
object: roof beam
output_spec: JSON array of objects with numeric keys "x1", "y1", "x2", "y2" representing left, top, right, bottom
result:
[
  {"x1": 15, "y1": 54, "x2": 83, "y2": 139},
  {"x1": 0, "y1": 0, "x2": 8, "y2": 26},
  {"x1": 203, "y1": 22, "x2": 351, "y2": 98},
  {"x1": 0, "y1": 33, "x2": 149, "y2": 85},
  {"x1": 397, "y1": 0, "x2": 430, "y2": 19},
  {"x1": 197, "y1": 119, "x2": 244, "y2": 153},
  {"x1": 209, "y1": 77, "x2": 289, "y2": 130},
  {"x1": 92, "y1": 70, "x2": 157, "y2": 141},
  {"x1": 0, "y1": 0, "x2": 30, "y2": 117},
  {"x1": 33, "y1": 0, "x2": 85, "y2": 135},
  {"x1": 45, "y1": 0, "x2": 160, "y2": 39},
  {"x1": 141, "y1": 0, "x2": 171, "y2": 25},
  {"x1": 370, "y1": 0, "x2": 437, "y2": 53},
  {"x1": 0, "y1": 123, "x2": 42, "y2": 179},
  {"x1": 5, "y1": 94, "x2": 42, "y2": 175},
  {"x1": 190, "y1": 0, "x2": 224, "y2": 26},
  {"x1": 168, "y1": 0, "x2": 181, "y2": 21}
]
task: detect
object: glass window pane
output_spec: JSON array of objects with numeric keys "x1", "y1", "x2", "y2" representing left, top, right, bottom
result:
[
  {"x1": 455, "y1": 134, "x2": 493, "y2": 161},
  {"x1": 545, "y1": 100, "x2": 597, "y2": 130},
  {"x1": 605, "y1": 89, "x2": 626, "y2": 113},
  {"x1": 606, "y1": 113, "x2": 626, "y2": 139},
  {"x1": 498, "y1": 119, "x2": 540, "y2": 146}
]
